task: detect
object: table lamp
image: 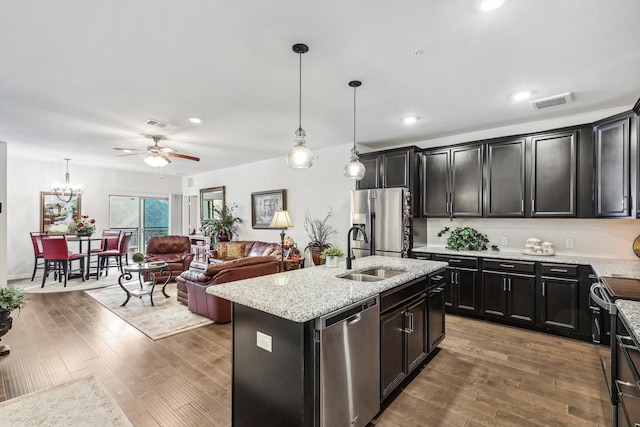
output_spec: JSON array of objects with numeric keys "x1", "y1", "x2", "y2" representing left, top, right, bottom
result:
[{"x1": 270, "y1": 210, "x2": 293, "y2": 270}]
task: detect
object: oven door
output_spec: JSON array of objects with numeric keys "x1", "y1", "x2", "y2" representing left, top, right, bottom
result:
[{"x1": 591, "y1": 282, "x2": 616, "y2": 406}]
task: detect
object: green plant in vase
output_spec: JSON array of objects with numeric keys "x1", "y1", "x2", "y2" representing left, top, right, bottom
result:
[
  {"x1": 0, "y1": 286, "x2": 27, "y2": 356},
  {"x1": 304, "y1": 208, "x2": 337, "y2": 266},
  {"x1": 202, "y1": 203, "x2": 243, "y2": 247},
  {"x1": 132, "y1": 252, "x2": 145, "y2": 264},
  {"x1": 320, "y1": 246, "x2": 345, "y2": 268},
  {"x1": 437, "y1": 227, "x2": 499, "y2": 251}
]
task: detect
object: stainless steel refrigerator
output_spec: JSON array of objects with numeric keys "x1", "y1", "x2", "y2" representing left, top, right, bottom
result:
[{"x1": 350, "y1": 188, "x2": 412, "y2": 258}]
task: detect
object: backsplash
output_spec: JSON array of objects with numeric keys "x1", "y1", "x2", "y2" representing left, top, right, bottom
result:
[{"x1": 415, "y1": 217, "x2": 640, "y2": 260}]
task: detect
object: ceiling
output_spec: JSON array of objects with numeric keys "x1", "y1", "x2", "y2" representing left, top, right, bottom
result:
[{"x1": 1, "y1": 0, "x2": 639, "y2": 176}]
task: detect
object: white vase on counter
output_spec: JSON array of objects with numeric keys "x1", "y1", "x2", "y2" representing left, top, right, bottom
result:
[{"x1": 325, "y1": 256, "x2": 340, "y2": 268}]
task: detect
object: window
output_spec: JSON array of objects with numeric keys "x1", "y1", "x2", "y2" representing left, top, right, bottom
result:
[{"x1": 109, "y1": 196, "x2": 169, "y2": 252}]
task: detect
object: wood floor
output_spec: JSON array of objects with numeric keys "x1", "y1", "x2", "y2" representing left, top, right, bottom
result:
[{"x1": 1, "y1": 290, "x2": 611, "y2": 426}]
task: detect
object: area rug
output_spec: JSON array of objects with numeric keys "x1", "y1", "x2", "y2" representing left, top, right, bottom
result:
[
  {"x1": 85, "y1": 282, "x2": 214, "y2": 340},
  {"x1": 0, "y1": 376, "x2": 133, "y2": 427},
  {"x1": 11, "y1": 274, "x2": 120, "y2": 294}
]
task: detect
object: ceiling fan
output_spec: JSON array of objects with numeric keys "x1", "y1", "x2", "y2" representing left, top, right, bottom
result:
[{"x1": 114, "y1": 135, "x2": 200, "y2": 167}]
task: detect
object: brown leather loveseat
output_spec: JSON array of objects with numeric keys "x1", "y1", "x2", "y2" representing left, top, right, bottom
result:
[
  {"x1": 176, "y1": 256, "x2": 279, "y2": 323},
  {"x1": 144, "y1": 236, "x2": 194, "y2": 282},
  {"x1": 207, "y1": 240, "x2": 283, "y2": 263}
]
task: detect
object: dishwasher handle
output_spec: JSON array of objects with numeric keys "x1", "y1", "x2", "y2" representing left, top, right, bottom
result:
[{"x1": 317, "y1": 296, "x2": 379, "y2": 330}]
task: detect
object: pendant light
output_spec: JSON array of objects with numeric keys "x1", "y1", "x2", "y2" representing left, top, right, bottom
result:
[
  {"x1": 51, "y1": 158, "x2": 83, "y2": 203},
  {"x1": 287, "y1": 43, "x2": 314, "y2": 169},
  {"x1": 343, "y1": 80, "x2": 366, "y2": 180}
]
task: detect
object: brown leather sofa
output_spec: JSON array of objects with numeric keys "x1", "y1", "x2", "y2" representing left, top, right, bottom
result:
[
  {"x1": 176, "y1": 256, "x2": 279, "y2": 323},
  {"x1": 144, "y1": 236, "x2": 194, "y2": 282},
  {"x1": 207, "y1": 240, "x2": 283, "y2": 263}
]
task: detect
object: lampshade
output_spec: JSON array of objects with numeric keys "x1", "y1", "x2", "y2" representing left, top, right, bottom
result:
[
  {"x1": 144, "y1": 155, "x2": 169, "y2": 167},
  {"x1": 270, "y1": 210, "x2": 293, "y2": 229}
]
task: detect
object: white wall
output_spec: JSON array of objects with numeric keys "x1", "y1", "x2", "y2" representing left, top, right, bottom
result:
[
  {"x1": 6, "y1": 156, "x2": 182, "y2": 280},
  {"x1": 0, "y1": 141, "x2": 7, "y2": 286},
  {"x1": 420, "y1": 217, "x2": 640, "y2": 260},
  {"x1": 183, "y1": 143, "x2": 357, "y2": 254}
]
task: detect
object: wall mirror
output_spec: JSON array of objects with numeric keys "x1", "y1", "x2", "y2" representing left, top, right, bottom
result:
[{"x1": 200, "y1": 186, "x2": 225, "y2": 223}]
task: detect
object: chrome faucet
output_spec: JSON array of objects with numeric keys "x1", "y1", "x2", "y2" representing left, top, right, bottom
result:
[{"x1": 346, "y1": 225, "x2": 368, "y2": 270}]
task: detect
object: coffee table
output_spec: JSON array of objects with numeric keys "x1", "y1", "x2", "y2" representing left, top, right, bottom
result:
[{"x1": 117, "y1": 262, "x2": 172, "y2": 307}]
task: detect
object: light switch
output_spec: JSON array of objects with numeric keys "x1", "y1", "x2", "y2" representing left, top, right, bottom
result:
[
  {"x1": 256, "y1": 331, "x2": 272, "y2": 352},
  {"x1": 564, "y1": 238, "x2": 574, "y2": 249}
]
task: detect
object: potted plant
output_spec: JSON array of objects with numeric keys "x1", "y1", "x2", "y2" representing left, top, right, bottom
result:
[
  {"x1": 304, "y1": 208, "x2": 337, "y2": 266},
  {"x1": 202, "y1": 203, "x2": 244, "y2": 247},
  {"x1": 0, "y1": 287, "x2": 26, "y2": 356},
  {"x1": 320, "y1": 246, "x2": 345, "y2": 268},
  {"x1": 132, "y1": 252, "x2": 145, "y2": 265}
]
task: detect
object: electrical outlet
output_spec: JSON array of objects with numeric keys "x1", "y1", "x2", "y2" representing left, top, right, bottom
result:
[
  {"x1": 564, "y1": 238, "x2": 574, "y2": 249},
  {"x1": 256, "y1": 331, "x2": 272, "y2": 352},
  {"x1": 501, "y1": 236, "x2": 508, "y2": 246}
]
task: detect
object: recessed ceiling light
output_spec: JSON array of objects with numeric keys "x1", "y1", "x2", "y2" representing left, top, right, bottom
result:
[
  {"x1": 512, "y1": 90, "x2": 532, "y2": 101},
  {"x1": 188, "y1": 117, "x2": 202, "y2": 124},
  {"x1": 403, "y1": 116, "x2": 419, "y2": 125},
  {"x1": 478, "y1": 0, "x2": 505, "y2": 11}
]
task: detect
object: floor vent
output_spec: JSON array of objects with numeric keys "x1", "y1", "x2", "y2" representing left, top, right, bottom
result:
[
  {"x1": 530, "y1": 92, "x2": 573, "y2": 110},
  {"x1": 144, "y1": 119, "x2": 177, "y2": 129}
]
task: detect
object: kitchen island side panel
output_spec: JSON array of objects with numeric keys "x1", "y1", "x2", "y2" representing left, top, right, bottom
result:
[{"x1": 232, "y1": 303, "x2": 317, "y2": 427}]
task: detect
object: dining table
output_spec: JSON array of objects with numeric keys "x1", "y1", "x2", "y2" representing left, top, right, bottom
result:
[{"x1": 67, "y1": 234, "x2": 119, "y2": 280}]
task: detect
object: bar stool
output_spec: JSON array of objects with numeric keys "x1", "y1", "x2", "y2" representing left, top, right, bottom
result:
[
  {"x1": 96, "y1": 232, "x2": 132, "y2": 279},
  {"x1": 29, "y1": 232, "x2": 47, "y2": 281},
  {"x1": 41, "y1": 236, "x2": 85, "y2": 288}
]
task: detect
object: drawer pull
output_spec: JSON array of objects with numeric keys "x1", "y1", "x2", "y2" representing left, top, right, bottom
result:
[
  {"x1": 431, "y1": 275, "x2": 444, "y2": 281},
  {"x1": 449, "y1": 259, "x2": 462, "y2": 263},
  {"x1": 499, "y1": 264, "x2": 515, "y2": 268},
  {"x1": 550, "y1": 268, "x2": 568, "y2": 273}
]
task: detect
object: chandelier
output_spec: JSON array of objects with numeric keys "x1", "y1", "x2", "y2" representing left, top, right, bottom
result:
[{"x1": 51, "y1": 158, "x2": 83, "y2": 203}]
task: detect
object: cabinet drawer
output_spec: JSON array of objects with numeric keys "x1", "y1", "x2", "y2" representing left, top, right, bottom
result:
[
  {"x1": 380, "y1": 277, "x2": 427, "y2": 314},
  {"x1": 412, "y1": 252, "x2": 431, "y2": 260},
  {"x1": 433, "y1": 255, "x2": 478, "y2": 268},
  {"x1": 483, "y1": 259, "x2": 535, "y2": 274},
  {"x1": 540, "y1": 263, "x2": 579, "y2": 277}
]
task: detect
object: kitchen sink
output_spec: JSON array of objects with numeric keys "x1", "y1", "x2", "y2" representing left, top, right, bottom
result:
[
  {"x1": 357, "y1": 268, "x2": 405, "y2": 279},
  {"x1": 338, "y1": 273, "x2": 384, "y2": 282}
]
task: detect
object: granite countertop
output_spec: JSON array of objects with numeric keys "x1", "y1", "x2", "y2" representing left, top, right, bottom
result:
[
  {"x1": 616, "y1": 300, "x2": 640, "y2": 348},
  {"x1": 413, "y1": 245, "x2": 640, "y2": 278},
  {"x1": 206, "y1": 255, "x2": 448, "y2": 323}
]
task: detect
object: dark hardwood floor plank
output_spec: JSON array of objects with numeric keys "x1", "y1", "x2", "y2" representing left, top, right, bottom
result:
[{"x1": 0, "y1": 291, "x2": 611, "y2": 426}]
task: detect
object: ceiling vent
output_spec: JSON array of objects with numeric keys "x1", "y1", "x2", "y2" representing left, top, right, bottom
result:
[
  {"x1": 529, "y1": 92, "x2": 573, "y2": 110},
  {"x1": 144, "y1": 119, "x2": 177, "y2": 129}
]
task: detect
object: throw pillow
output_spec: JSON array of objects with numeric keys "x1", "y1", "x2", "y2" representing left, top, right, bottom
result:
[
  {"x1": 217, "y1": 242, "x2": 228, "y2": 259},
  {"x1": 227, "y1": 242, "x2": 245, "y2": 259},
  {"x1": 262, "y1": 247, "x2": 274, "y2": 257}
]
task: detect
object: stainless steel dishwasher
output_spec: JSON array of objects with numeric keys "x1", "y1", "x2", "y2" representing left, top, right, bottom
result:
[{"x1": 316, "y1": 296, "x2": 380, "y2": 427}]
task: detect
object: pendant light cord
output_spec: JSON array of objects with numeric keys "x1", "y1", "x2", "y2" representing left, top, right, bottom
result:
[
  {"x1": 353, "y1": 85, "x2": 357, "y2": 149},
  {"x1": 298, "y1": 51, "x2": 302, "y2": 130}
]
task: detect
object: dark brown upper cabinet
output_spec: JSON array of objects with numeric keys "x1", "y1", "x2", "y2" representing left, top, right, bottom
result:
[
  {"x1": 422, "y1": 145, "x2": 483, "y2": 218},
  {"x1": 357, "y1": 147, "x2": 421, "y2": 216},
  {"x1": 594, "y1": 114, "x2": 631, "y2": 217},
  {"x1": 528, "y1": 131, "x2": 577, "y2": 217},
  {"x1": 485, "y1": 139, "x2": 526, "y2": 217}
]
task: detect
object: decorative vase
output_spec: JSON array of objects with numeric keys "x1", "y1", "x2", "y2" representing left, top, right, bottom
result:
[
  {"x1": 217, "y1": 233, "x2": 230, "y2": 243},
  {"x1": 326, "y1": 256, "x2": 339, "y2": 268},
  {"x1": 309, "y1": 246, "x2": 326, "y2": 266},
  {"x1": 76, "y1": 231, "x2": 93, "y2": 237},
  {"x1": 0, "y1": 309, "x2": 13, "y2": 356}
]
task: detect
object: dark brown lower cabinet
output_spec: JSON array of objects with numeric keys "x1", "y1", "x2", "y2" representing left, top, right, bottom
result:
[
  {"x1": 539, "y1": 276, "x2": 579, "y2": 333},
  {"x1": 380, "y1": 295, "x2": 427, "y2": 400},
  {"x1": 482, "y1": 271, "x2": 536, "y2": 325},
  {"x1": 427, "y1": 273, "x2": 446, "y2": 352},
  {"x1": 615, "y1": 317, "x2": 640, "y2": 426},
  {"x1": 445, "y1": 267, "x2": 479, "y2": 314}
]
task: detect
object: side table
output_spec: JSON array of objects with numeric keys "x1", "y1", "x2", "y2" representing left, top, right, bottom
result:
[{"x1": 118, "y1": 262, "x2": 172, "y2": 307}]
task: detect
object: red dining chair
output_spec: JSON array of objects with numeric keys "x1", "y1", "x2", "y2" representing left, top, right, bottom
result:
[
  {"x1": 88, "y1": 230, "x2": 121, "y2": 275},
  {"x1": 29, "y1": 232, "x2": 47, "y2": 281},
  {"x1": 96, "y1": 232, "x2": 132, "y2": 279},
  {"x1": 41, "y1": 236, "x2": 85, "y2": 288}
]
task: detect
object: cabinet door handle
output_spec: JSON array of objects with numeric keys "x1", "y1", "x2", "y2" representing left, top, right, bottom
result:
[
  {"x1": 508, "y1": 277, "x2": 512, "y2": 292},
  {"x1": 404, "y1": 312, "x2": 414, "y2": 334},
  {"x1": 499, "y1": 264, "x2": 514, "y2": 268},
  {"x1": 542, "y1": 280, "x2": 546, "y2": 297},
  {"x1": 503, "y1": 277, "x2": 506, "y2": 292},
  {"x1": 456, "y1": 271, "x2": 460, "y2": 285},
  {"x1": 451, "y1": 271, "x2": 456, "y2": 283},
  {"x1": 531, "y1": 199, "x2": 535, "y2": 215},
  {"x1": 521, "y1": 200, "x2": 524, "y2": 213}
]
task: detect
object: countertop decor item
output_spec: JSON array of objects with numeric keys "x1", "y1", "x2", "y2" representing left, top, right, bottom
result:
[
  {"x1": 437, "y1": 227, "x2": 498, "y2": 251},
  {"x1": 522, "y1": 237, "x2": 555, "y2": 256},
  {"x1": 304, "y1": 207, "x2": 337, "y2": 265},
  {"x1": 634, "y1": 235, "x2": 640, "y2": 259},
  {"x1": 320, "y1": 246, "x2": 345, "y2": 268},
  {"x1": 131, "y1": 252, "x2": 145, "y2": 264}
]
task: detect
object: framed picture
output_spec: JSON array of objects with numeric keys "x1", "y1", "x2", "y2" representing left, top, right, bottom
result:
[
  {"x1": 251, "y1": 189, "x2": 286, "y2": 229},
  {"x1": 40, "y1": 192, "x2": 82, "y2": 234}
]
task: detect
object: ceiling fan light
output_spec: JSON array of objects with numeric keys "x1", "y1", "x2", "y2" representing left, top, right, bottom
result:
[{"x1": 144, "y1": 155, "x2": 169, "y2": 167}]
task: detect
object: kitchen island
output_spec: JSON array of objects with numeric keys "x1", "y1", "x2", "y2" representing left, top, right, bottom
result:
[{"x1": 207, "y1": 255, "x2": 447, "y2": 427}]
